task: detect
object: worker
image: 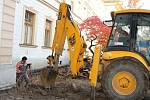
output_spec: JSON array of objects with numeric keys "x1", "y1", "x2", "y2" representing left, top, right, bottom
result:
[
  {"x1": 113, "y1": 26, "x2": 130, "y2": 46},
  {"x1": 16, "y1": 56, "x2": 30, "y2": 85}
]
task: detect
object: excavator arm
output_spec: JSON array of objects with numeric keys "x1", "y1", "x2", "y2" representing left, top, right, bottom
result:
[
  {"x1": 49, "y1": 3, "x2": 86, "y2": 76},
  {"x1": 46, "y1": 3, "x2": 101, "y2": 99}
]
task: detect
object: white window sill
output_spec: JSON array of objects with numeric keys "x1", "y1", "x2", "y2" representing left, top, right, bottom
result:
[
  {"x1": 41, "y1": 46, "x2": 52, "y2": 49},
  {"x1": 19, "y1": 44, "x2": 38, "y2": 48}
]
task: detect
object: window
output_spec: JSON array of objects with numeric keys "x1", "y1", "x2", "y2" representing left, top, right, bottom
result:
[
  {"x1": 44, "y1": 19, "x2": 52, "y2": 47},
  {"x1": 136, "y1": 14, "x2": 150, "y2": 62},
  {"x1": 107, "y1": 13, "x2": 150, "y2": 63},
  {"x1": 108, "y1": 14, "x2": 131, "y2": 47},
  {"x1": 24, "y1": 10, "x2": 35, "y2": 45}
]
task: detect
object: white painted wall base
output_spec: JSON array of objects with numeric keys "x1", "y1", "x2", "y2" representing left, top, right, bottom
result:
[{"x1": 0, "y1": 65, "x2": 15, "y2": 90}]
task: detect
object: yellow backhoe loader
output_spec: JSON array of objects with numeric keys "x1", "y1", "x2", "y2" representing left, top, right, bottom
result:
[
  {"x1": 101, "y1": 9, "x2": 150, "y2": 100},
  {"x1": 47, "y1": 3, "x2": 150, "y2": 100}
]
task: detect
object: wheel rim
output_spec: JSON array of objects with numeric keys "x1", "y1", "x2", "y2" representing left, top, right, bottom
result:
[{"x1": 112, "y1": 71, "x2": 137, "y2": 95}]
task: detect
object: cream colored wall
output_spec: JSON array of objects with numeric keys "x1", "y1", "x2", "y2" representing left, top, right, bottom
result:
[
  {"x1": 63, "y1": 0, "x2": 106, "y2": 20},
  {"x1": 0, "y1": 0, "x2": 4, "y2": 47},
  {"x1": 0, "y1": 0, "x2": 16, "y2": 64}
]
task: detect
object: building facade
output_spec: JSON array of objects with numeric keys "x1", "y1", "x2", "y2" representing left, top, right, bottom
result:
[
  {"x1": 103, "y1": 0, "x2": 121, "y2": 19},
  {"x1": 0, "y1": 0, "x2": 106, "y2": 89},
  {"x1": 0, "y1": 0, "x2": 16, "y2": 89}
]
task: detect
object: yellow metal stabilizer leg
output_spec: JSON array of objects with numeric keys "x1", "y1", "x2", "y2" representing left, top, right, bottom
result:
[
  {"x1": 89, "y1": 46, "x2": 101, "y2": 87},
  {"x1": 89, "y1": 46, "x2": 101, "y2": 100}
]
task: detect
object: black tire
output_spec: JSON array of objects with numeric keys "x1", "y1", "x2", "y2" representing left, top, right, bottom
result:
[{"x1": 101, "y1": 59, "x2": 148, "y2": 100}]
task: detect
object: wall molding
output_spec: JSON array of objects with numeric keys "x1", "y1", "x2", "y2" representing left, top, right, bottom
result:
[
  {"x1": 38, "y1": 0, "x2": 83, "y2": 21},
  {"x1": 38, "y1": 0, "x2": 58, "y2": 12}
]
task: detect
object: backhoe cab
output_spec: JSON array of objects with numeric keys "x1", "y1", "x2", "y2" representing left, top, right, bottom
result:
[{"x1": 101, "y1": 9, "x2": 150, "y2": 100}]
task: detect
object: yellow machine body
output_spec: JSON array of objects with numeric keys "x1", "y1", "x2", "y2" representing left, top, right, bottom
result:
[
  {"x1": 102, "y1": 51, "x2": 150, "y2": 70},
  {"x1": 105, "y1": 9, "x2": 150, "y2": 71},
  {"x1": 100, "y1": 9, "x2": 150, "y2": 100}
]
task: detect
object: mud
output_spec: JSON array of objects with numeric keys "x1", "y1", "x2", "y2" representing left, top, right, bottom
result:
[
  {"x1": 0, "y1": 67, "x2": 149, "y2": 100},
  {"x1": 0, "y1": 79, "x2": 105, "y2": 100},
  {"x1": 0, "y1": 67, "x2": 105, "y2": 100}
]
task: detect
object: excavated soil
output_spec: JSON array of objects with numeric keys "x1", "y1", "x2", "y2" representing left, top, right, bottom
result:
[
  {"x1": 0, "y1": 67, "x2": 105, "y2": 100},
  {"x1": 0, "y1": 67, "x2": 150, "y2": 100},
  {"x1": 0, "y1": 79, "x2": 105, "y2": 100}
]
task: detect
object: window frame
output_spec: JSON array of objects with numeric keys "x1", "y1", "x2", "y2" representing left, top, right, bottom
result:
[
  {"x1": 20, "y1": 6, "x2": 38, "y2": 48},
  {"x1": 42, "y1": 17, "x2": 53, "y2": 49}
]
